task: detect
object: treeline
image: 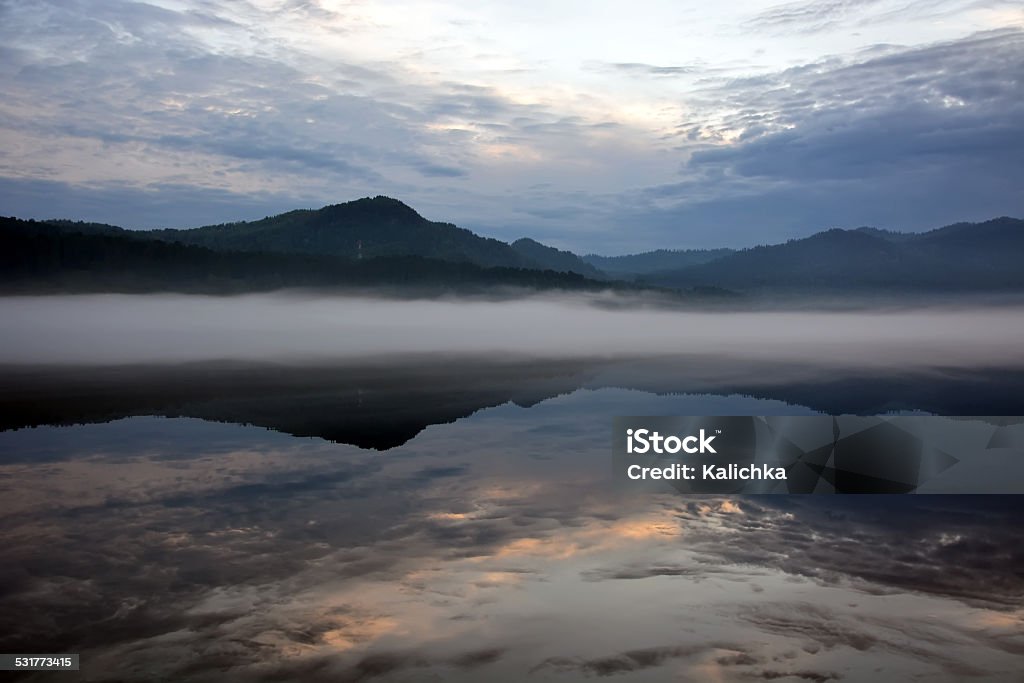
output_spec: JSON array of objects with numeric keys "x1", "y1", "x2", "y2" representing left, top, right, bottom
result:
[
  {"x1": 644, "y1": 218, "x2": 1024, "y2": 292},
  {"x1": 0, "y1": 217, "x2": 621, "y2": 295}
]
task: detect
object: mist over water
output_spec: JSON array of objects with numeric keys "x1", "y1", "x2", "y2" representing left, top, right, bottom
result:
[{"x1": 2, "y1": 292, "x2": 1024, "y2": 368}]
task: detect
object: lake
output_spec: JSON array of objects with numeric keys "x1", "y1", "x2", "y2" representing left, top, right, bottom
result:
[{"x1": 1, "y1": 294, "x2": 1022, "y2": 681}]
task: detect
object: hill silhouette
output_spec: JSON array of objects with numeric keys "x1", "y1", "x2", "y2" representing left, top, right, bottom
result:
[
  {"x1": 4, "y1": 196, "x2": 1023, "y2": 296},
  {"x1": 583, "y1": 248, "x2": 734, "y2": 276},
  {"x1": 0, "y1": 217, "x2": 632, "y2": 295},
  {"x1": 510, "y1": 238, "x2": 605, "y2": 279},
  {"x1": 148, "y1": 196, "x2": 535, "y2": 269},
  {"x1": 646, "y1": 217, "x2": 1024, "y2": 292}
]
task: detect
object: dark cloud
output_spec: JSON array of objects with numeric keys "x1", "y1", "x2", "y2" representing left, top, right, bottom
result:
[
  {"x1": 613, "y1": 29, "x2": 1024, "y2": 248},
  {"x1": 531, "y1": 643, "x2": 743, "y2": 676},
  {"x1": 412, "y1": 162, "x2": 468, "y2": 178},
  {"x1": 438, "y1": 27, "x2": 1024, "y2": 252},
  {"x1": 753, "y1": 671, "x2": 841, "y2": 682},
  {"x1": 675, "y1": 496, "x2": 1024, "y2": 610},
  {"x1": 255, "y1": 646, "x2": 505, "y2": 683},
  {"x1": 738, "y1": 602, "x2": 993, "y2": 677},
  {"x1": 687, "y1": 30, "x2": 1024, "y2": 181},
  {"x1": 582, "y1": 564, "x2": 709, "y2": 580}
]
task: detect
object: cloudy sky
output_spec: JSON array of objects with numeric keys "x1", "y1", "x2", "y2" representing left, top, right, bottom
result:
[{"x1": 0, "y1": 1, "x2": 1022, "y2": 251}]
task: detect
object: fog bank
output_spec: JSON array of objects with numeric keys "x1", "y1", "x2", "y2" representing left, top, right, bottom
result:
[{"x1": 2, "y1": 293, "x2": 1023, "y2": 368}]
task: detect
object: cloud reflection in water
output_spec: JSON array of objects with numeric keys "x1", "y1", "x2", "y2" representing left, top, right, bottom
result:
[{"x1": 0, "y1": 390, "x2": 1021, "y2": 682}]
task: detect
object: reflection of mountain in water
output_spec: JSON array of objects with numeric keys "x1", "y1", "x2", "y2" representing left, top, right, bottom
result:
[
  {"x1": 2, "y1": 357, "x2": 1023, "y2": 450},
  {"x1": 0, "y1": 359, "x2": 594, "y2": 450}
]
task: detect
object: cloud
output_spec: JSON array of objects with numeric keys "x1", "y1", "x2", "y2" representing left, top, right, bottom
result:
[
  {"x1": 745, "y1": 0, "x2": 890, "y2": 33},
  {"x1": 0, "y1": 1, "x2": 477, "y2": 198},
  {"x1": 675, "y1": 496, "x2": 1024, "y2": 610},
  {"x1": 256, "y1": 647, "x2": 506, "y2": 683},
  {"x1": 738, "y1": 602, "x2": 992, "y2": 677},
  {"x1": 531, "y1": 643, "x2": 747, "y2": 676},
  {"x1": 745, "y1": 0, "x2": 1022, "y2": 35},
  {"x1": 0, "y1": 2, "x2": 1022, "y2": 250},
  {"x1": 412, "y1": 162, "x2": 469, "y2": 178},
  {"x1": 754, "y1": 670, "x2": 841, "y2": 682},
  {"x1": 0, "y1": 0, "x2": 640, "y2": 240},
  {"x1": 686, "y1": 30, "x2": 1024, "y2": 179},
  {"x1": 610, "y1": 29, "x2": 1024, "y2": 248}
]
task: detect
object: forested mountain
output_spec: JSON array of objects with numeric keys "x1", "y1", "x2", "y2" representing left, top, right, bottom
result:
[
  {"x1": 38, "y1": 196, "x2": 607, "y2": 276},
  {"x1": 510, "y1": 238, "x2": 605, "y2": 279},
  {"x1": 582, "y1": 248, "x2": 734, "y2": 276},
  {"x1": 0, "y1": 217, "x2": 624, "y2": 295},
  {"x1": 645, "y1": 217, "x2": 1024, "y2": 291},
  {"x1": 147, "y1": 196, "x2": 533, "y2": 269},
  {"x1": 4, "y1": 196, "x2": 1022, "y2": 296}
]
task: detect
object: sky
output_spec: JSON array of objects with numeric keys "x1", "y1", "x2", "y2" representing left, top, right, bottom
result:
[{"x1": 0, "y1": 1, "x2": 1022, "y2": 252}]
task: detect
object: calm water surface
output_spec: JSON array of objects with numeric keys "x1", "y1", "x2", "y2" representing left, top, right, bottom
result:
[{"x1": 1, "y1": 384, "x2": 1022, "y2": 682}]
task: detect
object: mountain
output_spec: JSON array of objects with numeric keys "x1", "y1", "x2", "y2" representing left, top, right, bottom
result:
[
  {"x1": 853, "y1": 227, "x2": 916, "y2": 243},
  {"x1": 646, "y1": 217, "x2": 1024, "y2": 292},
  {"x1": 0, "y1": 216, "x2": 627, "y2": 295},
  {"x1": 42, "y1": 196, "x2": 610, "y2": 276},
  {"x1": 7, "y1": 199, "x2": 1021, "y2": 297},
  {"x1": 510, "y1": 238, "x2": 606, "y2": 279},
  {"x1": 146, "y1": 196, "x2": 535, "y2": 269},
  {"x1": 582, "y1": 248, "x2": 734, "y2": 277},
  {"x1": 44, "y1": 219, "x2": 137, "y2": 238},
  {"x1": 914, "y1": 216, "x2": 1024, "y2": 251}
]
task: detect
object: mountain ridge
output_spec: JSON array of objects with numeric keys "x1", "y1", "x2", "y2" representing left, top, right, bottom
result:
[
  {"x1": 582, "y1": 247, "x2": 736, "y2": 276},
  {"x1": 6, "y1": 196, "x2": 1023, "y2": 295},
  {"x1": 0, "y1": 216, "x2": 643, "y2": 296},
  {"x1": 645, "y1": 217, "x2": 1024, "y2": 291},
  {"x1": 147, "y1": 196, "x2": 535, "y2": 270},
  {"x1": 510, "y1": 237, "x2": 605, "y2": 279}
]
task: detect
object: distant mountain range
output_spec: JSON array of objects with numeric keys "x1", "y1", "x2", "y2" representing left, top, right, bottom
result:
[
  {"x1": 644, "y1": 217, "x2": 1024, "y2": 291},
  {"x1": 2, "y1": 195, "x2": 1022, "y2": 296},
  {"x1": 511, "y1": 238, "x2": 606, "y2": 279},
  {"x1": 582, "y1": 248, "x2": 735, "y2": 276},
  {"x1": 0, "y1": 216, "x2": 623, "y2": 296}
]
